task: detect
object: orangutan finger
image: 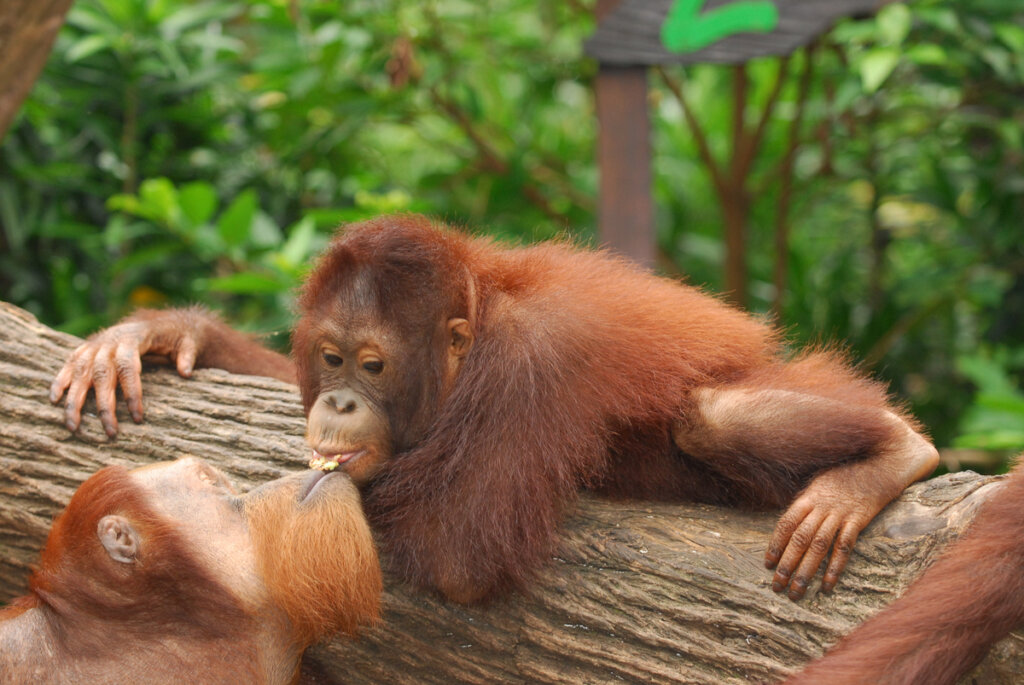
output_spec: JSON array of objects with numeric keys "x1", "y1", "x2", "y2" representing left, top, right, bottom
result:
[
  {"x1": 92, "y1": 346, "x2": 120, "y2": 439},
  {"x1": 115, "y1": 340, "x2": 145, "y2": 423},
  {"x1": 788, "y1": 516, "x2": 840, "y2": 601},
  {"x1": 50, "y1": 358, "x2": 76, "y2": 404},
  {"x1": 63, "y1": 354, "x2": 96, "y2": 433},
  {"x1": 176, "y1": 335, "x2": 198, "y2": 377},
  {"x1": 766, "y1": 496, "x2": 814, "y2": 569},
  {"x1": 821, "y1": 521, "x2": 862, "y2": 593},
  {"x1": 772, "y1": 510, "x2": 824, "y2": 594}
]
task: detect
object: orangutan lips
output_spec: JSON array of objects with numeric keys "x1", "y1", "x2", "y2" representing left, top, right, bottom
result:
[{"x1": 308, "y1": 449, "x2": 365, "y2": 472}]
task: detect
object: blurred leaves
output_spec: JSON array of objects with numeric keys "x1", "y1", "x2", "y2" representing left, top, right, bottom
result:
[
  {"x1": 2, "y1": 0, "x2": 1024, "y2": 460},
  {"x1": 955, "y1": 351, "x2": 1024, "y2": 452}
]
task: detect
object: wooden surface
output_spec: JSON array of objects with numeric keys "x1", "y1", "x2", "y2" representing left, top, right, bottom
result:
[
  {"x1": 595, "y1": 63, "x2": 656, "y2": 268},
  {"x1": 0, "y1": 300, "x2": 1021, "y2": 683},
  {"x1": 586, "y1": 0, "x2": 882, "y2": 66},
  {"x1": 594, "y1": 0, "x2": 656, "y2": 267}
]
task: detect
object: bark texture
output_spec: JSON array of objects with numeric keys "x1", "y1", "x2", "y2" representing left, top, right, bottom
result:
[
  {"x1": 0, "y1": 301, "x2": 1020, "y2": 684},
  {"x1": 0, "y1": 0, "x2": 74, "y2": 142}
]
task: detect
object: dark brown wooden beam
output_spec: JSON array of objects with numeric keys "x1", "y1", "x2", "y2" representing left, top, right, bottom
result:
[
  {"x1": 595, "y1": 64, "x2": 655, "y2": 267},
  {"x1": 594, "y1": 1, "x2": 656, "y2": 269}
]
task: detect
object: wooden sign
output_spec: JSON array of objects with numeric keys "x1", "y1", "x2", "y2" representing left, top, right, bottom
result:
[{"x1": 586, "y1": 0, "x2": 884, "y2": 65}]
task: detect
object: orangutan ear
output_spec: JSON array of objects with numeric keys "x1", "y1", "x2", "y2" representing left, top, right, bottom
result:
[
  {"x1": 447, "y1": 318, "x2": 474, "y2": 359},
  {"x1": 97, "y1": 515, "x2": 140, "y2": 564}
]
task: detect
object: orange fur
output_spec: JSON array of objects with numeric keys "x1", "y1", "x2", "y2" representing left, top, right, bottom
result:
[
  {"x1": 247, "y1": 476, "x2": 381, "y2": 645},
  {"x1": 30, "y1": 466, "x2": 249, "y2": 645},
  {"x1": 1, "y1": 465, "x2": 381, "y2": 683},
  {"x1": 785, "y1": 463, "x2": 1024, "y2": 685},
  {"x1": 293, "y1": 215, "x2": 910, "y2": 602}
]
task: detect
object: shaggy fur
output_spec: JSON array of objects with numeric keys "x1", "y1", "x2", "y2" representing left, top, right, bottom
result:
[
  {"x1": 247, "y1": 474, "x2": 381, "y2": 645},
  {"x1": 292, "y1": 215, "x2": 914, "y2": 602},
  {"x1": 785, "y1": 462, "x2": 1024, "y2": 685},
  {"x1": 0, "y1": 465, "x2": 381, "y2": 684},
  {"x1": 25, "y1": 467, "x2": 250, "y2": 645}
]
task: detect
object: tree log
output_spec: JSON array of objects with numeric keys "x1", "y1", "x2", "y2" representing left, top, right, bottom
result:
[{"x1": 0, "y1": 300, "x2": 1020, "y2": 684}]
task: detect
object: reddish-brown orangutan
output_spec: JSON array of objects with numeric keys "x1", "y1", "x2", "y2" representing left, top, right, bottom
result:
[
  {"x1": 51, "y1": 214, "x2": 938, "y2": 604},
  {"x1": 784, "y1": 461, "x2": 1024, "y2": 685},
  {"x1": 0, "y1": 457, "x2": 380, "y2": 684}
]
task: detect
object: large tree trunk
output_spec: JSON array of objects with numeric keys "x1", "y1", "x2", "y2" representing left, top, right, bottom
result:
[
  {"x1": 0, "y1": 0, "x2": 74, "y2": 142},
  {"x1": 0, "y1": 300, "x2": 1020, "y2": 684}
]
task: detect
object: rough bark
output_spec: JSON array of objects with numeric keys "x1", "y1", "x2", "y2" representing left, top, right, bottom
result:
[
  {"x1": 0, "y1": 300, "x2": 1020, "y2": 684},
  {"x1": 0, "y1": 0, "x2": 74, "y2": 142}
]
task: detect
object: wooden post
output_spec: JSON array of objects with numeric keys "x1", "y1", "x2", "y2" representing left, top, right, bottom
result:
[{"x1": 594, "y1": 0, "x2": 656, "y2": 268}]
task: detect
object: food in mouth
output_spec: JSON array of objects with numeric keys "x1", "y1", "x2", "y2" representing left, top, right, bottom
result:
[
  {"x1": 308, "y1": 454, "x2": 339, "y2": 471},
  {"x1": 308, "y1": 449, "x2": 364, "y2": 472}
]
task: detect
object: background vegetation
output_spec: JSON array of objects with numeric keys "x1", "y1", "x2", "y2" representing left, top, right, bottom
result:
[{"x1": 2, "y1": 0, "x2": 1024, "y2": 461}]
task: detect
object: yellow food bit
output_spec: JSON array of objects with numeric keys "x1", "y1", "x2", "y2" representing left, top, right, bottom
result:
[{"x1": 308, "y1": 455, "x2": 339, "y2": 472}]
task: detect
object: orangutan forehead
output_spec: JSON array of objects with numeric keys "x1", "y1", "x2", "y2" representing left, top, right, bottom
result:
[{"x1": 317, "y1": 266, "x2": 445, "y2": 340}]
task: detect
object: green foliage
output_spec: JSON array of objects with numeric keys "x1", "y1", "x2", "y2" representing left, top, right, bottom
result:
[
  {"x1": 2, "y1": 0, "x2": 1024, "y2": 459},
  {"x1": 955, "y1": 350, "x2": 1024, "y2": 452}
]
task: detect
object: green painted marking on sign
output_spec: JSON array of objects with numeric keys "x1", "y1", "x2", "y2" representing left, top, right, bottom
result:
[{"x1": 661, "y1": 0, "x2": 780, "y2": 53}]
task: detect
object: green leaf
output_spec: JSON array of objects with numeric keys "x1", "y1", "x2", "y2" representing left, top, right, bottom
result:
[
  {"x1": 66, "y1": 5, "x2": 120, "y2": 35},
  {"x1": 995, "y1": 23, "x2": 1024, "y2": 54},
  {"x1": 208, "y1": 272, "x2": 287, "y2": 294},
  {"x1": 159, "y1": 2, "x2": 240, "y2": 40},
  {"x1": 106, "y1": 194, "x2": 142, "y2": 215},
  {"x1": 876, "y1": 3, "x2": 911, "y2": 46},
  {"x1": 280, "y1": 217, "x2": 317, "y2": 267},
  {"x1": 178, "y1": 182, "x2": 218, "y2": 226},
  {"x1": 859, "y1": 48, "x2": 900, "y2": 93},
  {"x1": 217, "y1": 190, "x2": 257, "y2": 248},
  {"x1": 66, "y1": 35, "x2": 113, "y2": 63},
  {"x1": 138, "y1": 178, "x2": 180, "y2": 225},
  {"x1": 906, "y1": 44, "x2": 947, "y2": 66},
  {"x1": 957, "y1": 354, "x2": 1020, "y2": 397},
  {"x1": 250, "y1": 212, "x2": 283, "y2": 249}
]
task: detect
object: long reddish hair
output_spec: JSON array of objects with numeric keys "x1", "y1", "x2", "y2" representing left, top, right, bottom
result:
[{"x1": 28, "y1": 466, "x2": 248, "y2": 642}]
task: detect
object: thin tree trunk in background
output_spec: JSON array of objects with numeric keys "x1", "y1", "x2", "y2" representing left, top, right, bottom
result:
[
  {"x1": 772, "y1": 48, "x2": 816, "y2": 318},
  {"x1": 1, "y1": 300, "x2": 1021, "y2": 684},
  {"x1": 0, "y1": 0, "x2": 74, "y2": 142},
  {"x1": 720, "y1": 65, "x2": 748, "y2": 305}
]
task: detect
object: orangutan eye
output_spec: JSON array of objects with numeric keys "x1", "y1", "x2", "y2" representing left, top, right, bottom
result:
[
  {"x1": 362, "y1": 360, "x2": 384, "y2": 375},
  {"x1": 322, "y1": 350, "x2": 343, "y2": 367}
]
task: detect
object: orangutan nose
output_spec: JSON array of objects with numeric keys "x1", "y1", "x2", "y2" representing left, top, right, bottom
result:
[{"x1": 322, "y1": 389, "x2": 362, "y2": 415}]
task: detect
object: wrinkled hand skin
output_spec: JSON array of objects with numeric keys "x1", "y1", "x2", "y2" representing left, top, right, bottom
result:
[
  {"x1": 49, "y1": 311, "x2": 205, "y2": 439},
  {"x1": 765, "y1": 434, "x2": 938, "y2": 600}
]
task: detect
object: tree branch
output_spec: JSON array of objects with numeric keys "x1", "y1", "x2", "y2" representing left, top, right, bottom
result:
[
  {"x1": 0, "y1": 300, "x2": 1020, "y2": 684},
  {"x1": 656, "y1": 66, "x2": 727, "y2": 199}
]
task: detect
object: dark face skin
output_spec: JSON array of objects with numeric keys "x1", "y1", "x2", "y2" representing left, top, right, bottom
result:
[{"x1": 295, "y1": 292, "x2": 474, "y2": 486}]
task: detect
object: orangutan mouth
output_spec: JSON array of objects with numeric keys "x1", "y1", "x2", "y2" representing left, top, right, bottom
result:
[{"x1": 308, "y1": 448, "x2": 367, "y2": 472}]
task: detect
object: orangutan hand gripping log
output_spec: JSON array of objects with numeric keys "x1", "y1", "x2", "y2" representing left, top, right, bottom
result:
[
  {"x1": 0, "y1": 458, "x2": 380, "y2": 685},
  {"x1": 784, "y1": 461, "x2": 1024, "y2": 685},
  {"x1": 51, "y1": 214, "x2": 938, "y2": 603}
]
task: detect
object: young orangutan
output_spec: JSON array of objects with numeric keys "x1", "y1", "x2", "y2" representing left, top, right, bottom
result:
[
  {"x1": 50, "y1": 214, "x2": 938, "y2": 603},
  {"x1": 0, "y1": 458, "x2": 380, "y2": 685}
]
